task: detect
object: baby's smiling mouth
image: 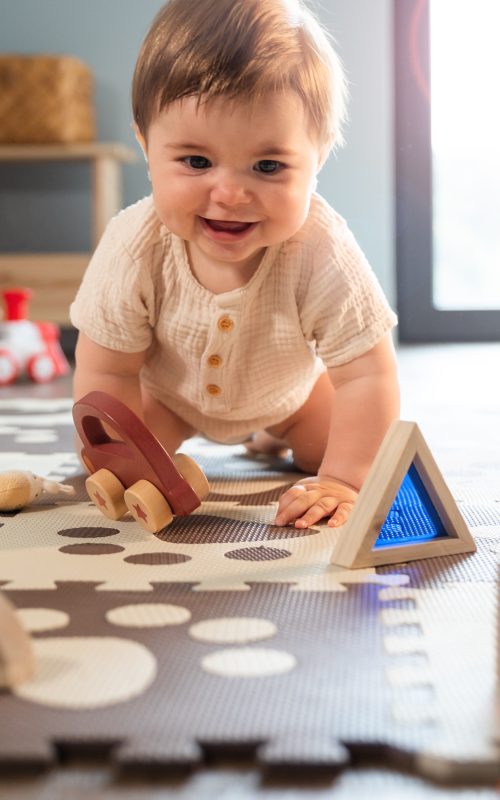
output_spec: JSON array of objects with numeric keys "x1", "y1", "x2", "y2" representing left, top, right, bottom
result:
[{"x1": 203, "y1": 218, "x2": 254, "y2": 233}]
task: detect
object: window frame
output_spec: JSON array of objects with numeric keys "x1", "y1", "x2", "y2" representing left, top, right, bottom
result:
[{"x1": 394, "y1": 0, "x2": 500, "y2": 342}]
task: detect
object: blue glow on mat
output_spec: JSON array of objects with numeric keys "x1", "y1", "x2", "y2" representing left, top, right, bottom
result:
[{"x1": 373, "y1": 463, "x2": 448, "y2": 548}]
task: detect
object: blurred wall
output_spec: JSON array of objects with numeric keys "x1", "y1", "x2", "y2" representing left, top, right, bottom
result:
[{"x1": 0, "y1": 0, "x2": 395, "y2": 303}]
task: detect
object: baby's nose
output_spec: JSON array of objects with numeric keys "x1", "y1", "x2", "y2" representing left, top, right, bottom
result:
[{"x1": 210, "y1": 172, "x2": 251, "y2": 205}]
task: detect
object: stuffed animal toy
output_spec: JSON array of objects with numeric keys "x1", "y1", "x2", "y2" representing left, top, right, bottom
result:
[{"x1": 0, "y1": 470, "x2": 75, "y2": 511}]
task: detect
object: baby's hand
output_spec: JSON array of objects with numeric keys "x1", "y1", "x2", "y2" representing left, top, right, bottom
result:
[{"x1": 274, "y1": 476, "x2": 359, "y2": 529}]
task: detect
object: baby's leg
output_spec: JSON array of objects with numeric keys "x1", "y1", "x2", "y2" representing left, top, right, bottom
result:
[
  {"x1": 141, "y1": 387, "x2": 196, "y2": 455},
  {"x1": 244, "y1": 430, "x2": 290, "y2": 458},
  {"x1": 265, "y1": 372, "x2": 334, "y2": 473}
]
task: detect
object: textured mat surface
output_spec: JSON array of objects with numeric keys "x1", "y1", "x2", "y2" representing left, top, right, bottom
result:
[{"x1": 0, "y1": 392, "x2": 499, "y2": 788}]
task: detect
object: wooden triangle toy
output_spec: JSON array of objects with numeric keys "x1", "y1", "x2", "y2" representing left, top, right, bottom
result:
[{"x1": 330, "y1": 420, "x2": 476, "y2": 569}]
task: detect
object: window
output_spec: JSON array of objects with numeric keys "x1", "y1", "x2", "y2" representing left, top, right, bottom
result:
[{"x1": 395, "y1": 0, "x2": 500, "y2": 341}]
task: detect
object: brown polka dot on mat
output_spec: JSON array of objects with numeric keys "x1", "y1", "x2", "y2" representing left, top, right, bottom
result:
[
  {"x1": 57, "y1": 527, "x2": 120, "y2": 538},
  {"x1": 123, "y1": 552, "x2": 192, "y2": 565},
  {"x1": 224, "y1": 546, "x2": 291, "y2": 561},
  {"x1": 207, "y1": 486, "x2": 285, "y2": 505},
  {"x1": 59, "y1": 543, "x2": 125, "y2": 555},
  {"x1": 156, "y1": 514, "x2": 318, "y2": 544}
]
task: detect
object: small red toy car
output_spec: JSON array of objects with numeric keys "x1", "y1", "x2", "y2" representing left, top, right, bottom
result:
[
  {"x1": 0, "y1": 288, "x2": 70, "y2": 385},
  {"x1": 72, "y1": 390, "x2": 210, "y2": 533}
]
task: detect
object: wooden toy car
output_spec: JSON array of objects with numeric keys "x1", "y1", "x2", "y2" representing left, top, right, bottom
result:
[{"x1": 72, "y1": 391, "x2": 209, "y2": 533}]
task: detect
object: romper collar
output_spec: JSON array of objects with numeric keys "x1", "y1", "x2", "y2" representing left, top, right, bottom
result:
[{"x1": 169, "y1": 232, "x2": 281, "y2": 307}]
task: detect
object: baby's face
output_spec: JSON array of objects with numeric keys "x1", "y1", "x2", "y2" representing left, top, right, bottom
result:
[{"x1": 138, "y1": 91, "x2": 325, "y2": 283}]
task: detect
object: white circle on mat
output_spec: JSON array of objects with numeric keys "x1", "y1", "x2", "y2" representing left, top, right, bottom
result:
[
  {"x1": 17, "y1": 608, "x2": 69, "y2": 633},
  {"x1": 15, "y1": 431, "x2": 58, "y2": 444},
  {"x1": 106, "y1": 603, "x2": 191, "y2": 628},
  {"x1": 190, "y1": 616, "x2": 277, "y2": 644},
  {"x1": 201, "y1": 647, "x2": 296, "y2": 677},
  {"x1": 14, "y1": 637, "x2": 157, "y2": 709}
]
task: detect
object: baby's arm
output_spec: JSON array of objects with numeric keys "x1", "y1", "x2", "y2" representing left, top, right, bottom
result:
[
  {"x1": 275, "y1": 334, "x2": 400, "y2": 529},
  {"x1": 73, "y1": 333, "x2": 147, "y2": 446}
]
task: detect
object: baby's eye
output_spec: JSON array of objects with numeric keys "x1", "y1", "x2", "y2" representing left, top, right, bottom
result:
[
  {"x1": 182, "y1": 155, "x2": 211, "y2": 170},
  {"x1": 254, "y1": 160, "x2": 284, "y2": 175}
]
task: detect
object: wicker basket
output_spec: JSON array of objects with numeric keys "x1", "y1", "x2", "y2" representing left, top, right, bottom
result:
[{"x1": 0, "y1": 55, "x2": 96, "y2": 144}]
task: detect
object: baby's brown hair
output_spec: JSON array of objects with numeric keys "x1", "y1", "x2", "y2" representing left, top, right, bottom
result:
[{"x1": 132, "y1": 0, "x2": 347, "y2": 151}]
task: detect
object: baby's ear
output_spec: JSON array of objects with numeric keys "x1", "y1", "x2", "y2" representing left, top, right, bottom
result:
[
  {"x1": 132, "y1": 122, "x2": 148, "y2": 161},
  {"x1": 317, "y1": 137, "x2": 334, "y2": 171}
]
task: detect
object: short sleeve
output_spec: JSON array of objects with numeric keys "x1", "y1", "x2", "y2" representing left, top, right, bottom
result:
[
  {"x1": 69, "y1": 216, "x2": 156, "y2": 353},
  {"x1": 299, "y1": 211, "x2": 397, "y2": 367}
]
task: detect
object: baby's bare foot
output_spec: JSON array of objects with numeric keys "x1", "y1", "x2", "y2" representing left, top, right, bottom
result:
[{"x1": 244, "y1": 431, "x2": 290, "y2": 458}]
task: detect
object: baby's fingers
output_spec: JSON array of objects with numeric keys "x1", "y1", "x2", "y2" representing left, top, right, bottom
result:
[
  {"x1": 292, "y1": 497, "x2": 342, "y2": 529},
  {"x1": 327, "y1": 500, "x2": 356, "y2": 528},
  {"x1": 274, "y1": 478, "x2": 359, "y2": 529},
  {"x1": 275, "y1": 492, "x2": 337, "y2": 528},
  {"x1": 274, "y1": 485, "x2": 317, "y2": 526}
]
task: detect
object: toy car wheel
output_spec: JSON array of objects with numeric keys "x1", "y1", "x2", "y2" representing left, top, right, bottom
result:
[
  {"x1": 85, "y1": 469, "x2": 127, "y2": 520},
  {"x1": 0, "y1": 349, "x2": 20, "y2": 386},
  {"x1": 27, "y1": 353, "x2": 57, "y2": 383},
  {"x1": 124, "y1": 480, "x2": 174, "y2": 533},
  {"x1": 173, "y1": 454, "x2": 210, "y2": 501}
]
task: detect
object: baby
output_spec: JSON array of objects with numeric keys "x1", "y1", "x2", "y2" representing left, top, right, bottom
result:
[{"x1": 71, "y1": 0, "x2": 400, "y2": 530}]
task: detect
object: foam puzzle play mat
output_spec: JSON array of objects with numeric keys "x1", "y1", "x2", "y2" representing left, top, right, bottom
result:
[{"x1": 0, "y1": 396, "x2": 499, "y2": 786}]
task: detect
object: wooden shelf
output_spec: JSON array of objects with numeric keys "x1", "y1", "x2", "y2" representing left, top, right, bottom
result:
[
  {"x1": 0, "y1": 142, "x2": 136, "y2": 163},
  {"x1": 0, "y1": 254, "x2": 89, "y2": 325},
  {"x1": 0, "y1": 142, "x2": 138, "y2": 324}
]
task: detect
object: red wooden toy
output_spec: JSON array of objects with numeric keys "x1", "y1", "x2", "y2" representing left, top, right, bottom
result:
[{"x1": 72, "y1": 391, "x2": 209, "y2": 533}]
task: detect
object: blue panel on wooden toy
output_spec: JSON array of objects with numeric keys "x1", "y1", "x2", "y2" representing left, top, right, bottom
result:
[{"x1": 373, "y1": 463, "x2": 449, "y2": 549}]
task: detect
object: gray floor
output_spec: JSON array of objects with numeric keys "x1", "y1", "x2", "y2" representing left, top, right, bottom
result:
[
  {"x1": 0, "y1": 343, "x2": 498, "y2": 799},
  {"x1": 398, "y1": 343, "x2": 500, "y2": 506}
]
